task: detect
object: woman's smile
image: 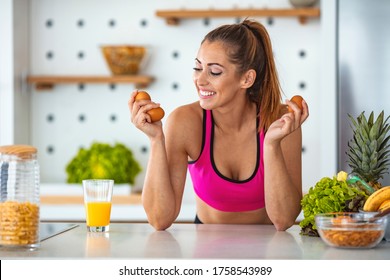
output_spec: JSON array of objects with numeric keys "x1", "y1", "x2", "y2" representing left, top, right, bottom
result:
[{"x1": 199, "y1": 90, "x2": 216, "y2": 98}]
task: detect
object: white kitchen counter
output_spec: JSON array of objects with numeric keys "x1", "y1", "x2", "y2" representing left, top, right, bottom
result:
[{"x1": 1, "y1": 223, "x2": 390, "y2": 259}]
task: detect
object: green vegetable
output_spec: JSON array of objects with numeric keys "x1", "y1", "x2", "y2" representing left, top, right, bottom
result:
[
  {"x1": 66, "y1": 142, "x2": 142, "y2": 185},
  {"x1": 299, "y1": 176, "x2": 368, "y2": 236}
]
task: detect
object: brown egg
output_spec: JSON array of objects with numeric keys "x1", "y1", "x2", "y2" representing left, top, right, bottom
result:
[
  {"x1": 135, "y1": 91, "x2": 151, "y2": 101},
  {"x1": 135, "y1": 91, "x2": 165, "y2": 122},
  {"x1": 288, "y1": 95, "x2": 304, "y2": 113},
  {"x1": 148, "y1": 107, "x2": 165, "y2": 122}
]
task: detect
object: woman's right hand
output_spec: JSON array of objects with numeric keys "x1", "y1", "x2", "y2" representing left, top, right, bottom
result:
[{"x1": 128, "y1": 90, "x2": 164, "y2": 139}]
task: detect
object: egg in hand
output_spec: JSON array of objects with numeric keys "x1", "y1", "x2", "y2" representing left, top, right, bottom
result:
[
  {"x1": 287, "y1": 95, "x2": 304, "y2": 113},
  {"x1": 135, "y1": 91, "x2": 165, "y2": 122}
]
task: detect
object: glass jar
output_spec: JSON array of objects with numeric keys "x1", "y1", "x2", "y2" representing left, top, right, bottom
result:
[{"x1": 0, "y1": 145, "x2": 40, "y2": 250}]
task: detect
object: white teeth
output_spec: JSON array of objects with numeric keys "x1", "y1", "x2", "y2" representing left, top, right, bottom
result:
[{"x1": 200, "y1": 90, "x2": 216, "y2": 96}]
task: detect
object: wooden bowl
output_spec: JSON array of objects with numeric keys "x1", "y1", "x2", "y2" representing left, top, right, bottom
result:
[{"x1": 101, "y1": 45, "x2": 147, "y2": 75}]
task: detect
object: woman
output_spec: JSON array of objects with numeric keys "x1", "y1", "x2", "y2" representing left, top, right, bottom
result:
[{"x1": 128, "y1": 19, "x2": 309, "y2": 231}]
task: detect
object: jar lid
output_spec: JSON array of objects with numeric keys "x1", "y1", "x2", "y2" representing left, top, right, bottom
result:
[{"x1": 0, "y1": 145, "x2": 37, "y2": 158}]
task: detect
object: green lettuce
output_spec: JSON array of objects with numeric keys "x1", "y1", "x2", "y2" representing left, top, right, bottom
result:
[
  {"x1": 299, "y1": 176, "x2": 368, "y2": 236},
  {"x1": 66, "y1": 142, "x2": 142, "y2": 185}
]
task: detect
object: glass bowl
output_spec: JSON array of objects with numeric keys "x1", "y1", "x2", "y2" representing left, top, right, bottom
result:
[
  {"x1": 315, "y1": 212, "x2": 387, "y2": 249},
  {"x1": 359, "y1": 210, "x2": 390, "y2": 242}
]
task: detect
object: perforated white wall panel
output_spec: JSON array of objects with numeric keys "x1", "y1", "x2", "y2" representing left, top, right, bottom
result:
[{"x1": 29, "y1": 0, "x2": 322, "y2": 196}]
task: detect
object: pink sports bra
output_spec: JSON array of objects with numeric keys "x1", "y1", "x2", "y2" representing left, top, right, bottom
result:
[{"x1": 188, "y1": 110, "x2": 265, "y2": 212}]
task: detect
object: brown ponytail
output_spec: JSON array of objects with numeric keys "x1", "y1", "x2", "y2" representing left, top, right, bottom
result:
[{"x1": 202, "y1": 19, "x2": 283, "y2": 132}]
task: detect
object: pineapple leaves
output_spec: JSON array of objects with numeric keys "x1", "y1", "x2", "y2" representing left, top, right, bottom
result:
[
  {"x1": 368, "y1": 140, "x2": 377, "y2": 154},
  {"x1": 368, "y1": 111, "x2": 374, "y2": 126},
  {"x1": 346, "y1": 110, "x2": 390, "y2": 184},
  {"x1": 359, "y1": 112, "x2": 370, "y2": 140},
  {"x1": 369, "y1": 111, "x2": 383, "y2": 141},
  {"x1": 379, "y1": 134, "x2": 390, "y2": 151}
]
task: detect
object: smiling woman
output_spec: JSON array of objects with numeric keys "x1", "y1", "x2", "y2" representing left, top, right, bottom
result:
[{"x1": 128, "y1": 19, "x2": 309, "y2": 231}]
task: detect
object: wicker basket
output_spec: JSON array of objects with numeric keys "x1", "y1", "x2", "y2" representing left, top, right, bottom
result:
[{"x1": 101, "y1": 45, "x2": 147, "y2": 75}]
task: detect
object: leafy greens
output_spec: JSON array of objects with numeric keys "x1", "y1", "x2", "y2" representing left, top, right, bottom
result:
[
  {"x1": 300, "y1": 176, "x2": 368, "y2": 236},
  {"x1": 66, "y1": 142, "x2": 142, "y2": 185}
]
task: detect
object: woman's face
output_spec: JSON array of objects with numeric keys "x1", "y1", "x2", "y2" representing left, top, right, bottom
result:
[{"x1": 193, "y1": 40, "x2": 245, "y2": 110}]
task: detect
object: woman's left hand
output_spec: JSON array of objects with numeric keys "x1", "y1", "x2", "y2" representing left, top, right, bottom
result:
[{"x1": 265, "y1": 98, "x2": 309, "y2": 145}]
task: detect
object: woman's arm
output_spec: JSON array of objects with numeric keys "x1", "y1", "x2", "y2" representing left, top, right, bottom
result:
[
  {"x1": 128, "y1": 91, "x2": 189, "y2": 230},
  {"x1": 263, "y1": 99, "x2": 309, "y2": 231},
  {"x1": 141, "y1": 134, "x2": 178, "y2": 230}
]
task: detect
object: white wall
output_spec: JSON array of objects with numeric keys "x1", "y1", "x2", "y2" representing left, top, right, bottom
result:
[
  {"x1": 3, "y1": 0, "x2": 337, "y2": 200},
  {"x1": 0, "y1": 0, "x2": 14, "y2": 145},
  {"x1": 319, "y1": 0, "x2": 337, "y2": 179},
  {"x1": 13, "y1": 0, "x2": 31, "y2": 144},
  {"x1": 0, "y1": 0, "x2": 30, "y2": 145}
]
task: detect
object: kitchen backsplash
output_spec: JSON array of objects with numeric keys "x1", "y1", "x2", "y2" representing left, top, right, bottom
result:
[{"x1": 25, "y1": 0, "x2": 322, "y2": 193}]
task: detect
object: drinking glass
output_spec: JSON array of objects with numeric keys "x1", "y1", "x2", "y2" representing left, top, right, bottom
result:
[{"x1": 82, "y1": 179, "x2": 114, "y2": 232}]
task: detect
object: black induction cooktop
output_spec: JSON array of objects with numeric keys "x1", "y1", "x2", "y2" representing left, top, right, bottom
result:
[{"x1": 39, "y1": 223, "x2": 78, "y2": 241}]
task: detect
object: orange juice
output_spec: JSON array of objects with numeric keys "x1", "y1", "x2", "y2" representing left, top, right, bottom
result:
[{"x1": 85, "y1": 202, "x2": 112, "y2": 226}]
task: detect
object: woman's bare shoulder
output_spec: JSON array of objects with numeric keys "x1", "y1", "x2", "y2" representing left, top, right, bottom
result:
[
  {"x1": 164, "y1": 102, "x2": 203, "y2": 155},
  {"x1": 166, "y1": 101, "x2": 203, "y2": 128},
  {"x1": 172, "y1": 101, "x2": 202, "y2": 116}
]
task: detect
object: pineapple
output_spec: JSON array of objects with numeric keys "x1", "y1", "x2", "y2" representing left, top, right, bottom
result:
[{"x1": 346, "y1": 110, "x2": 390, "y2": 191}]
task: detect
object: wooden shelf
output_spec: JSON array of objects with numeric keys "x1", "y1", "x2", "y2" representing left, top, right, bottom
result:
[
  {"x1": 41, "y1": 193, "x2": 142, "y2": 205},
  {"x1": 27, "y1": 75, "x2": 155, "y2": 90},
  {"x1": 156, "y1": 8, "x2": 320, "y2": 25}
]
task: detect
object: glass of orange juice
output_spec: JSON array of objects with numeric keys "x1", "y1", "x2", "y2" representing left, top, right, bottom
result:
[{"x1": 82, "y1": 179, "x2": 114, "y2": 232}]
